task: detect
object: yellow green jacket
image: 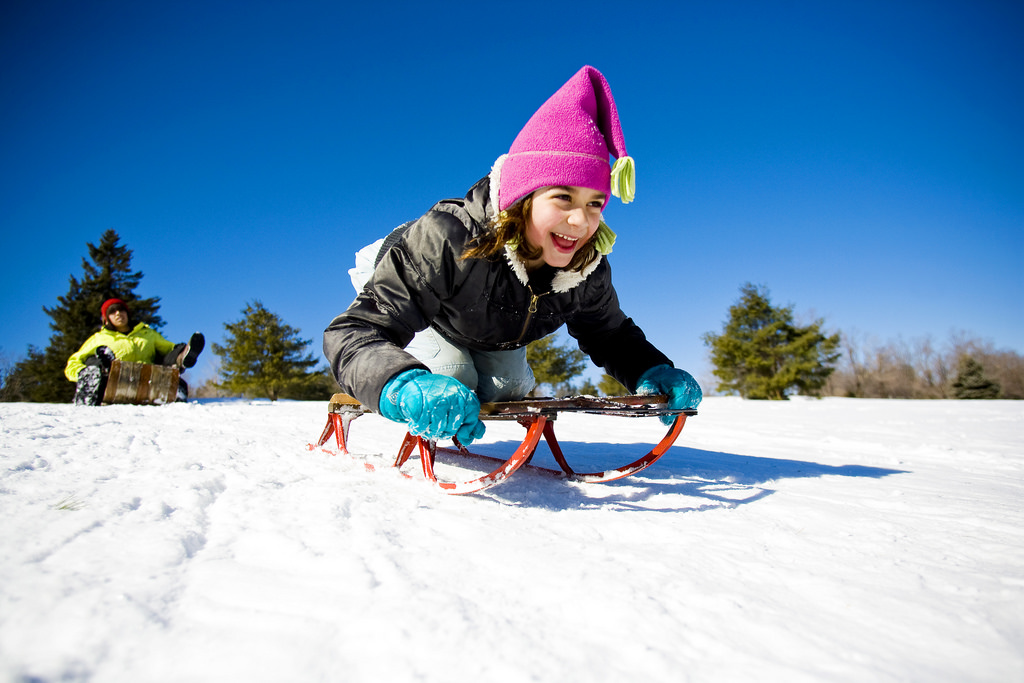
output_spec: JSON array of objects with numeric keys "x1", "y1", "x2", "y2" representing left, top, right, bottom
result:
[{"x1": 65, "y1": 323, "x2": 176, "y2": 382}]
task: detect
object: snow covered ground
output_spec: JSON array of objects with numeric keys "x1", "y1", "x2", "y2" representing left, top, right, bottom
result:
[{"x1": 1, "y1": 397, "x2": 1022, "y2": 682}]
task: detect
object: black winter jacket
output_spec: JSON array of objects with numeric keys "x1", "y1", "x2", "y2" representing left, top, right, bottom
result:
[{"x1": 323, "y1": 177, "x2": 672, "y2": 412}]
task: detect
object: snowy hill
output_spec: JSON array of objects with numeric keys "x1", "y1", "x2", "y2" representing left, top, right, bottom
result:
[{"x1": 2, "y1": 397, "x2": 1022, "y2": 682}]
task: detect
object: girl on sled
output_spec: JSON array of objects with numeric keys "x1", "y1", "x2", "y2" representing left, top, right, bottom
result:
[{"x1": 324, "y1": 65, "x2": 701, "y2": 446}]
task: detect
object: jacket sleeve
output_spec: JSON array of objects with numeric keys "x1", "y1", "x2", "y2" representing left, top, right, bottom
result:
[
  {"x1": 145, "y1": 327, "x2": 176, "y2": 360},
  {"x1": 323, "y1": 214, "x2": 470, "y2": 412},
  {"x1": 65, "y1": 332, "x2": 106, "y2": 382},
  {"x1": 566, "y1": 260, "x2": 673, "y2": 392}
]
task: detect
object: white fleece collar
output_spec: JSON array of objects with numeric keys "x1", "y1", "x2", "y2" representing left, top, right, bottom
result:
[{"x1": 503, "y1": 244, "x2": 602, "y2": 294}]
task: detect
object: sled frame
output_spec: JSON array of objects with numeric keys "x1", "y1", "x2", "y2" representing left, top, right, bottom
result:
[{"x1": 312, "y1": 393, "x2": 696, "y2": 495}]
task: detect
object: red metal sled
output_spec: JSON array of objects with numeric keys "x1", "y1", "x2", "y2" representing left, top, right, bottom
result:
[{"x1": 311, "y1": 393, "x2": 696, "y2": 495}]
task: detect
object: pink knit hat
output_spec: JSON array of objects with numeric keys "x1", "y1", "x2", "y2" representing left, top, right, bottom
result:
[{"x1": 492, "y1": 65, "x2": 635, "y2": 213}]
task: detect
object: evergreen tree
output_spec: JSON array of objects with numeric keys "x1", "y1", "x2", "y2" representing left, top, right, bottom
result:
[
  {"x1": 598, "y1": 374, "x2": 627, "y2": 396},
  {"x1": 703, "y1": 283, "x2": 840, "y2": 400},
  {"x1": 282, "y1": 367, "x2": 343, "y2": 401},
  {"x1": 951, "y1": 356, "x2": 1001, "y2": 399},
  {"x1": 212, "y1": 301, "x2": 324, "y2": 401},
  {"x1": 1, "y1": 230, "x2": 162, "y2": 402},
  {"x1": 526, "y1": 334, "x2": 586, "y2": 396}
]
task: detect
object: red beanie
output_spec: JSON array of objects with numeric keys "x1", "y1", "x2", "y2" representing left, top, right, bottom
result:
[{"x1": 101, "y1": 298, "x2": 128, "y2": 320}]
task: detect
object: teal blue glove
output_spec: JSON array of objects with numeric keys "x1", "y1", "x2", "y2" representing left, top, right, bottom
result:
[
  {"x1": 380, "y1": 369, "x2": 486, "y2": 445},
  {"x1": 636, "y1": 364, "x2": 703, "y2": 425}
]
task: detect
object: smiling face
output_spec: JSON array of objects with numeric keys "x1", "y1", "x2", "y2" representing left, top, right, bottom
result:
[{"x1": 522, "y1": 185, "x2": 606, "y2": 271}]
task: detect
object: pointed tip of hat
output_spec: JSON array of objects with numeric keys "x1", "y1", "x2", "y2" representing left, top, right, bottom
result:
[{"x1": 497, "y1": 65, "x2": 631, "y2": 211}]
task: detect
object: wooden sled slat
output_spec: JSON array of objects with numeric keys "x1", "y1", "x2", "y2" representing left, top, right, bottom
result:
[
  {"x1": 478, "y1": 394, "x2": 692, "y2": 419},
  {"x1": 102, "y1": 360, "x2": 179, "y2": 405}
]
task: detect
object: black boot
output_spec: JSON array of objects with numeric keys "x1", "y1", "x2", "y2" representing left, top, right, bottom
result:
[
  {"x1": 179, "y1": 333, "x2": 204, "y2": 369},
  {"x1": 176, "y1": 377, "x2": 189, "y2": 403}
]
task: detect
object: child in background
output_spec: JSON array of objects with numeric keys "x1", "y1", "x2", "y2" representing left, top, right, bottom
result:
[
  {"x1": 66, "y1": 298, "x2": 204, "y2": 405},
  {"x1": 324, "y1": 65, "x2": 701, "y2": 445}
]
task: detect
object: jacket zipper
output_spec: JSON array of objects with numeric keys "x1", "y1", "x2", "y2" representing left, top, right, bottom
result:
[{"x1": 516, "y1": 285, "x2": 549, "y2": 344}]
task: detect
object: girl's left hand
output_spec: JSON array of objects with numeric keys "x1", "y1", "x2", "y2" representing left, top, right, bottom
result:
[{"x1": 636, "y1": 364, "x2": 703, "y2": 425}]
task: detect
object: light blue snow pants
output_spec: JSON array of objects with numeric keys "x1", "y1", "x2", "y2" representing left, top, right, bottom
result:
[{"x1": 349, "y1": 239, "x2": 536, "y2": 402}]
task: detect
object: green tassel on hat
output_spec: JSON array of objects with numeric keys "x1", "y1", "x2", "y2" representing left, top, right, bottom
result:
[
  {"x1": 610, "y1": 156, "x2": 635, "y2": 204},
  {"x1": 594, "y1": 220, "x2": 616, "y2": 255}
]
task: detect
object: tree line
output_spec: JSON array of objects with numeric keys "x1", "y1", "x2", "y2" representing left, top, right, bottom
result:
[
  {"x1": 703, "y1": 283, "x2": 1020, "y2": 400},
  {"x1": 537, "y1": 284, "x2": 1020, "y2": 400},
  {"x1": 1, "y1": 234, "x2": 1018, "y2": 402},
  {"x1": 822, "y1": 331, "x2": 1020, "y2": 399},
  {"x1": 0, "y1": 231, "x2": 338, "y2": 402}
]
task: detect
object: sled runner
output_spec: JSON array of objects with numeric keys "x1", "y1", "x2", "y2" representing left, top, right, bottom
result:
[
  {"x1": 311, "y1": 393, "x2": 696, "y2": 495},
  {"x1": 102, "y1": 360, "x2": 180, "y2": 405}
]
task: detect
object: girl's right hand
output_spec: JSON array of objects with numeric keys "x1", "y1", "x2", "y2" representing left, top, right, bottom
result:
[{"x1": 379, "y1": 369, "x2": 486, "y2": 445}]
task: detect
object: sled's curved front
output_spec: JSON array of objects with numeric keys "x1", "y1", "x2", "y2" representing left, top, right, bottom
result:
[{"x1": 398, "y1": 417, "x2": 549, "y2": 495}]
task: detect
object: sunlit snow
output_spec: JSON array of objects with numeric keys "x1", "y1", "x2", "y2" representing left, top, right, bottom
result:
[{"x1": 1, "y1": 397, "x2": 1022, "y2": 681}]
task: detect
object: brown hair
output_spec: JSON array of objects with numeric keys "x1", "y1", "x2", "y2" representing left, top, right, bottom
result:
[{"x1": 462, "y1": 194, "x2": 599, "y2": 272}]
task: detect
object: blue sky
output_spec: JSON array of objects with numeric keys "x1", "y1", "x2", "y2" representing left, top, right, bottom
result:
[{"x1": 2, "y1": 0, "x2": 1021, "y2": 388}]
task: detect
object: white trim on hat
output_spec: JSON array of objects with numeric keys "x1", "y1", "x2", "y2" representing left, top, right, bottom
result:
[{"x1": 488, "y1": 154, "x2": 507, "y2": 223}]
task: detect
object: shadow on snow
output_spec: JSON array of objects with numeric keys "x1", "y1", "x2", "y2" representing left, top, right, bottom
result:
[{"x1": 444, "y1": 439, "x2": 908, "y2": 512}]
